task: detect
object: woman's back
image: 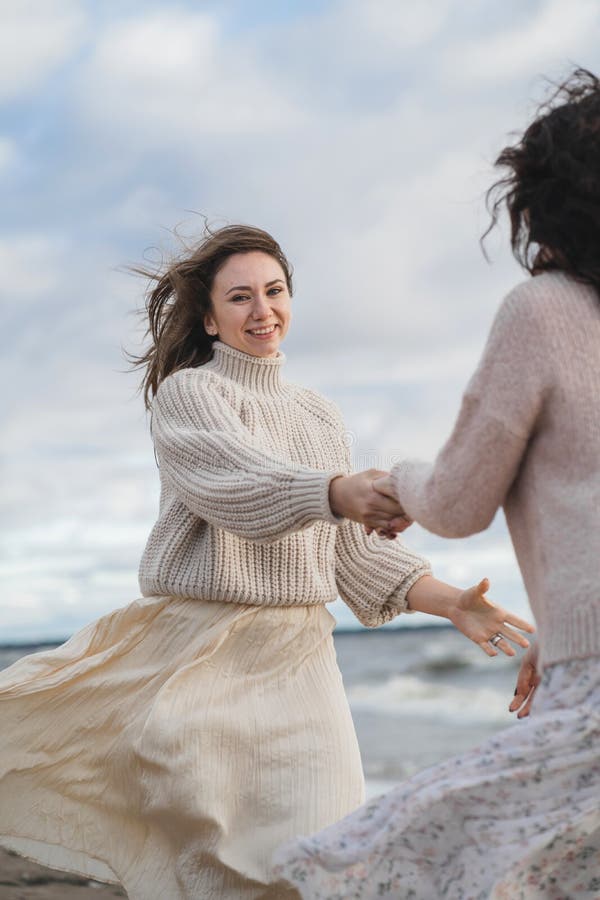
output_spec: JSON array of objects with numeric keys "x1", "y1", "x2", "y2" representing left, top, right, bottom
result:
[
  {"x1": 498, "y1": 272, "x2": 600, "y2": 664},
  {"x1": 386, "y1": 269, "x2": 600, "y2": 667}
]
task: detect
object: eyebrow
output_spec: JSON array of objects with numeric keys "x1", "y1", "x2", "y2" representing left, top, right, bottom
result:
[{"x1": 225, "y1": 278, "x2": 284, "y2": 295}]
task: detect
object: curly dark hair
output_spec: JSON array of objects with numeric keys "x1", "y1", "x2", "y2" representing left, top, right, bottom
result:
[
  {"x1": 127, "y1": 224, "x2": 294, "y2": 410},
  {"x1": 484, "y1": 67, "x2": 600, "y2": 296}
]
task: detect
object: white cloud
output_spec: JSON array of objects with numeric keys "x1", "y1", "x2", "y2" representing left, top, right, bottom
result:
[
  {"x1": 78, "y1": 10, "x2": 303, "y2": 145},
  {"x1": 105, "y1": 184, "x2": 180, "y2": 232},
  {"x1": 0, "y1": 0, "x2": 86, "y2": 102},
  {"x1": 335, "y1": 0, "x2": 453, "y2": 55},
  {"x1": 0, "y1": 234, "x2": 69, "y2": 302},
  {"x1": 445, "y1": 0, "x2": 600, "y2": 84}
]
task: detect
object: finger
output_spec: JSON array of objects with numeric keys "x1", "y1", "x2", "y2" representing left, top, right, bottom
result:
[
  {"x1": 510, "y1": 695, "x2": 530, "y2": 715},
  {"x1": 388, "y1": 516, "x2": 413, "y2": 531},
  {"x1": 508, "y1": 665, "x2": 535, "y2": 711},
  {"x1": 371, "y1": 476, "x2": 396, "y2": 498},
  {"x1": 477, "y1": 577, "x2": 490, "y2": 596},
  {"x1": 509, "y1": 693, "x2": 526, "y2": 712},
  {"x1": 387, "y1": 518, "x2": 412, "y2": 534},
  {"x1": 503, "y1": 613, "x2": 536, "y2": 634},
  {"x1": 495, "y1": 623, "x2": 531, "y2": 649},
  {"x1": 369, "y1": 495, "x2": 407, "y2": 518},
  {"x1": 461, "y1": 579, "x2": 493, "y2": 606},
  {"x1": 373, "y1": 523, "x2": 398, "y2": 539},
  {"x1": 367, "y1": 470, "x2": 389, "y2": 479},
  {"x1": 509, "y1": 684, "x2": 533, "y2": 711},
  {"x1": 515, "y1": 661, "x2": 536, "y2": 697},
  {"x1": 495, "y1": 638, "x2": 516, "y2": 657},
  {"x1": 365, "y1": 519, "x2": 403, "y2": 534},
  {"x1": 517, "y1": 687, "x2": 538, "y2": 718},
  {"x1": 479, "y1": 640, "x2": 497, "y2": 658},
  {"x1": 365, "y1": 512, "x2": 399, "y2": 528}
]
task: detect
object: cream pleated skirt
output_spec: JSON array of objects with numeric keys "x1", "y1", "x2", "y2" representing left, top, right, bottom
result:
[{"x1": 0, "y1": 596, "x2": 364, "y2": 900}]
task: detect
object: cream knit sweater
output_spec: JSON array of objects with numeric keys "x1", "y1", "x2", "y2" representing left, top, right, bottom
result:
[
  {"x1": 392, "y1": 272, "x2": 600, "y2": 667},
  {"x1": 139, "y1": 341, "x2": 431, "y2": 626}
]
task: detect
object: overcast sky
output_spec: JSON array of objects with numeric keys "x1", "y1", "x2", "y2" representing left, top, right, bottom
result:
[{"x1": 1, "y1": 0, "x2": 598, "y2": 641}]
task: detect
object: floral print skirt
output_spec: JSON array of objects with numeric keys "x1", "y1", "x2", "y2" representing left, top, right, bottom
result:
[{"x1": 272, "y1": 656, "x2": 600, "y2": 899}]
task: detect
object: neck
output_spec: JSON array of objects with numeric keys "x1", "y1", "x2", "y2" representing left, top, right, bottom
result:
[{"x1": 206, "y1": 340, "x2": 286, "y2": 395}]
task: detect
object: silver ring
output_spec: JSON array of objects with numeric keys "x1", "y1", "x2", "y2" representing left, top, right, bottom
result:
[{"x1": 490, "y1": 633, "x2": 503, "y2": 647}]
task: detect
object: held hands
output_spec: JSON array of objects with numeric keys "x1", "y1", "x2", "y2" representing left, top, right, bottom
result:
[
  {"x1": 448, "y1": 578, "x2": 535, "y2": 658},
  {"x1": 329, "y1": 470, "x2": 412, "y2": 538},
  {"x1": 371, "y1": 474, "x2": 411, "y2": 535}
]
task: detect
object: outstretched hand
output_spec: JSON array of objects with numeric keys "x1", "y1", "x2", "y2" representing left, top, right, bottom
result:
[{"x1": 449, "y1": 578, "x2": 535, "y2": 657}]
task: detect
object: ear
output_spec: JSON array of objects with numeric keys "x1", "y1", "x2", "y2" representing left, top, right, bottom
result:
[{"x1": 204, "y1": 312, "x2": 218, "y2": 336}]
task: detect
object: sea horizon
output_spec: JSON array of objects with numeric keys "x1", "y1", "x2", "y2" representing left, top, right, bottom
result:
[{"x1": 0, "y1": 617, "x2": 455, "y2": 651}]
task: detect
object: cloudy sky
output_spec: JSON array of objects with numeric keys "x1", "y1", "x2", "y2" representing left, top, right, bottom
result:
[{"x1": 1, "y1": 0, "x2": 598, "y2": 641}]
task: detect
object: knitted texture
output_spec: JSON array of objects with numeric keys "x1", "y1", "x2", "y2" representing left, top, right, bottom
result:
[
  {"x1": 392, "y1": 272, "x2": 600, "y2": 667},
  {"x1": 139, "y1": 341, "x2": 431, "y2": 627}
]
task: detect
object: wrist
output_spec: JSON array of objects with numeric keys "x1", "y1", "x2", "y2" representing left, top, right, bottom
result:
[
  {"x1": 446, "y1": 594, "x2": 464, "y2": 626},
  {"x1": 406, "y1": 575, "x2": 461, "y2": 619},
  {"x1": 328, "y1": 475, "x2": 348, "y2": 518}
]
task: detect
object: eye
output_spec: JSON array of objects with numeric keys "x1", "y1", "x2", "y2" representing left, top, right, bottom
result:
[
  {"x1": 267, "y1": 286, "x2": 283, "y2": 297},
  {"x1": 230, "y1": 294, "x2": 251, "y2": 303}
]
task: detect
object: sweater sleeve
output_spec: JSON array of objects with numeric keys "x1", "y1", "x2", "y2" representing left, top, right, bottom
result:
[
  {"x1": 391, "y1": 282, "x2": 549, "y2": 538},
  {"x1": 335, "y1": 523, "x2": 432, "y2": 627},
  {"x1": 152, "y1": 369, "x2": 344, "y2": 543}
]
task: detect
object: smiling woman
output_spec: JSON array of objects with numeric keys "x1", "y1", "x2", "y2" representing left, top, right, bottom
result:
[{"x1": 129, "y1": 224, "x2": 296, "y2": 409}]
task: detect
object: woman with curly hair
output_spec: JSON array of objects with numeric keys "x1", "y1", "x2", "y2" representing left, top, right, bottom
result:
[
  {"x1": 0, "y1": 220, "x2": 532, "y2": 899},
  {"x1": 274, "y1": 67, "x2": 600, "y2": 899}
]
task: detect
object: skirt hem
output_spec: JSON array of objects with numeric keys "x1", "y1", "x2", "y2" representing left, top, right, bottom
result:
[{"x1": 0, "y1": 833, "x2": 121, "y2": 885}]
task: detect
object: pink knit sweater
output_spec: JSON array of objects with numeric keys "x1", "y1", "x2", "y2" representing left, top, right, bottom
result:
[{"x1": 392, "y1": 272, "x2": 600, "y2": 668}]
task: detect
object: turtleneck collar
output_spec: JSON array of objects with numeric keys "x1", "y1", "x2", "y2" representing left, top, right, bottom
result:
[{"x1": 205, "y1": 341, "x2": 286, "y2": 395}]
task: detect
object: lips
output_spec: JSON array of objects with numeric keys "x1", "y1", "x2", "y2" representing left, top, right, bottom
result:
[{"x1": 247, "y1": 324, "x2": 278, "y2": 336}]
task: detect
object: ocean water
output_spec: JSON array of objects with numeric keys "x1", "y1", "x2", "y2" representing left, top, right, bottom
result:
[
  {"x1": 333, "y1": 625, "x2": 523, "y2": 797},
  {"x1": 0, "y1": 625, "x2": 524, "y2": 799}
]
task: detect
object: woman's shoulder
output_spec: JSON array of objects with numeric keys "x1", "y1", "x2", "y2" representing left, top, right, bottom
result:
[
  {"x1": 482, "y1": 272, "x2": 599, "y2": 377},
  {"x1": 154, "y1": 364, "x2": 233, "y2": 409},
  {"x1": 287, "y1": 382, "x2": 346, "y2": 428},
  {"x1": 500, "y1": 271, "x2": 596, "y2": 324}
]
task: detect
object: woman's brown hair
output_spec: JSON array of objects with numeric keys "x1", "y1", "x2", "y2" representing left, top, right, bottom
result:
[
  {"x1": 484, "y1": 67, "x2": 600, "y2": 296},
  {"x1": 128, "y1": 224, "x2": 293, "y2": 410}
]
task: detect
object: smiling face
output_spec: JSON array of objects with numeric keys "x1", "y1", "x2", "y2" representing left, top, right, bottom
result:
[{"x1": 205, "y1": 251, "x2": 291, "y2": 357}]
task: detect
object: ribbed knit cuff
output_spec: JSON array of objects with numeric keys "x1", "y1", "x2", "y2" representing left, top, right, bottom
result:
[
  {"x1": 288, "y1": 470, "x2": 346, "y2": 528},
  {"x1": 390, "y1": 459, "x2": 429, "y2": 513},
  {"x1": 387, "y1": 564, "x2": 432, "y2": 613}
]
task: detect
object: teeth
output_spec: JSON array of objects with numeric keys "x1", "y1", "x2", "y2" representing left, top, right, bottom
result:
[{"x1": 249, "y1": 325, "x2": 276, "y2": 335}]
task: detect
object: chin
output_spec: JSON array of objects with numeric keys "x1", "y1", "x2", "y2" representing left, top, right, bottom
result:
[{"x1": 242, "y1": 339, "x2": 281, "y2": 357}]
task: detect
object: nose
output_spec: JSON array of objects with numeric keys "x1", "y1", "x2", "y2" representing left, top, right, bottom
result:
[{"x1": 250, "y1": 292, "x2": 271, "y2": 320}]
